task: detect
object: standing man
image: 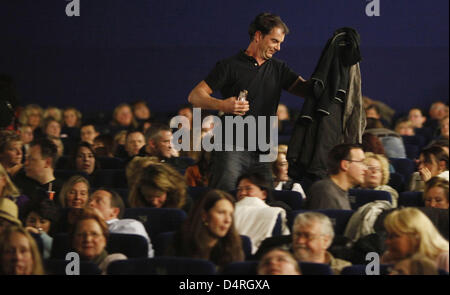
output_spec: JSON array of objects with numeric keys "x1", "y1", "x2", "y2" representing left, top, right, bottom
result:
[{"x1": 188, "y1": 12, "x2": 311, "y2": 191}]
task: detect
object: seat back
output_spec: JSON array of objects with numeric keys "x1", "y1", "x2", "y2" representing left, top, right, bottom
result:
[
  {"x1": 299, "y1": 262, "x2": 333, "y2": 275},
  {"x1": 92, "y1": 169, "x2": 128, "y2": 188},
  {"x1": 107, "y1": 257, "x2": 217, "y2": 275},
  {"x1": 389, "y1": 158, "x2": 415, "y2": 183},
  {"x1": 272, "y1": 190, "x2": 303, "y2": 210},
  {"x1": 187, "y1": 186, "x2": 212, "y2": 204},
  {"x1": 348, "y1": 189, "x2": 392, "y2": 210},
  {"x1": 96, "y1": 156, "x2": 125, "y2": 169},
  {"x1": 287, "y1": 209, "x2": 354, "y2": 235},
  {"x1": 388, "y1": 172, "x2": 405, "y2": 193},
  {"x1": 398, "y1": 191, "x2": 424, "y2": 207}
]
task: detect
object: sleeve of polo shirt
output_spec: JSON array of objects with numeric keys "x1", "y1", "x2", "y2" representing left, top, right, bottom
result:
[
  {"x1": 204, "y1": 60, "x2": 230, "y2": 92},
  {"x1": 280, "y1": 61, "x2": 300, "y2": 91}
]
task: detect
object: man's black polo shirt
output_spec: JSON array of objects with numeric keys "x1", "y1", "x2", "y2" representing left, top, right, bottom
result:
[{"x1": 204, "y1": 50, "x2": 298, "y2": 150}]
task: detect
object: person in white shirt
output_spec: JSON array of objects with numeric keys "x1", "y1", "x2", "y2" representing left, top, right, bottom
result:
[{"x1": 88, "y1": 188, "x2": 154, "y2": 257}]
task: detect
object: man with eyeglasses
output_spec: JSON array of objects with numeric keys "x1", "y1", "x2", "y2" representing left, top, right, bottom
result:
[
  {"x1": 306, "y1": 143, "x2": 367, "y2": 210},
  {"x1": 292, "y1": 212, "x2": 351, "y2": 274}
]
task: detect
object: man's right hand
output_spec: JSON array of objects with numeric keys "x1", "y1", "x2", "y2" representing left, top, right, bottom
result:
[{"x1": 221, "y1": 96, "x2": 250, "y2": 115}]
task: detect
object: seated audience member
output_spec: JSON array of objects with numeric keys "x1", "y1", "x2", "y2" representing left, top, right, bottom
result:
[
  {"x1": 437, "y1": 115, "x2": 449, "y2": 140},
  {"x1": 0, "y1": 163, "x2": 29, "y2": 212},
  {"x1": 424, "y1": 101, "x2": 449, "y2": 133},
  {"x1": 0, "y1": 130, "x2": 23, "y2": 177},
  {"x1": 59, "y1": 175, "x2": 90, "y2": 209},
  {"x1": 93, "y1": 134, "x2": 115, "y2": 158},
  {"x1": 0, "y1": 198, "x2": 22, "y2": 234},
  {"x1": 292, "y1": 212, "x2": 351, "y2": 275},
  {"x1": 389, "y1": 254, "x2": 439, "y2": 275},
  {"x1": 168, "y1": 190, "x2": 244, "y2": 271},
  {"x1": 69, "y1": 208, "x2": 127, "y2": 274},
  {"x1": 88, "y1": 188, "x2": 154, "y2": 257},
  {"x1": 394, "y1": 119, "x2": 415, "y2": 136},
  {"x1": 13, "y1": 137, "x2": 63, "y2": 203},
  {"x1": 364, "y1": 118, "x2": 407, "y2": 159},
  {"x1": 125, "y1": 156, "x2": 159, "y2": 188},
  {"x1": 257, "y1": 247, "x2": 302, "y2": 275},
  {"x1": 18, "y1": 125, "x2": 34, "y2": 157},
  {"x1": 362, "y1": 133, "x2": 395, "y2": 173},
  {"x1": 68, "y1": 142, "x2": 99, "y2": 177},
  {"x1": 0, "y1": 225, "x2": 45, "y2": 275},
  {"x1": 359, "y1": 152, "x2": 399, "y2": 207},
  {"x1": 128, "y1": 162, "x2": 192, "y2": 212},
  {"x1": 363, "y1": 96, "x2": 396, "y2": 127},
  {"x1": 62, "y1": 106, "x2": 82, "y2": 129},
  {"x1": 41, "y1": 116, "x2": 62, "y2": 139},
  {"x1": 234, "y1": 172, "x2": 290, "y2": 254},
  {"x1": 382, "y1": 207, "x2": 449, "y2": 272},
  {"x1": 48, "y1": 135, "x2": 64, "y2": 158},
  {"x1": 365, "y1": 104, "x2": 390, "y2": 128},
  {"x1": 109, "y1": 103, "x2": 137, "y2": 136},
  {"x1": 177, "y1": 104, "x2": 194, "y2": 130},
  {"x1": 80, "y1": 123, "x2": 100, "y2": 145},
  {"x1": 139, "y1": 122, "x2": 191, "y2": 171},
  {"x1": 306, "y1": 143, "x2": 367, "y2": 210},
  {"x1": 18, "y1": 104, "x2": 44, "y2": 135},
  {"x1": 43, "y1": 106, "x2": 63, "y2": 124},
  {"x1": 184, "y1": 150, "x2": 212, "y2": 187},
  {"x1": 408, "y1": 108, "x2": 427, "y2": 129},
  {"x1": 113, "y1": 130, "x2": 128, "y2": 158},
  {"x1": 123, "y1": 130, "x2": 146, "y2": 160},
  {"x1": 23, "y1": 199, "x2": 60, "y2": 259},
  {"x1": 408, "y1": 146, "x2": 449, "y2": 192},
  {"x1": 131, "y1": 100, "x2": 151, "y2": 125},
  {"x1": 423, "y1": 177, "x2": 449, "y2": 209},
  {"x1": 272, "y1": 145, "x2": 306, "y2": 199}
]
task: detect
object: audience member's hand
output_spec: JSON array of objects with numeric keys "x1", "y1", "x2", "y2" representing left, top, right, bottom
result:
[
  {"x1": 418, "y1": 167, "x2": 432, "y2": 182},
  {"x1": 221, "y1": 97, "x2": 250, "y2": 115},
  {"x1": 25, "y1": 226, "x2": 40, "y2": 234}
]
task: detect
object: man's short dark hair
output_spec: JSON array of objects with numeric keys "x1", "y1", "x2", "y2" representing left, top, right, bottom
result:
[
  {"x1": 248, "y1": 12, "x2": 289, "y2": 41},
  {"x1": 327, "y1": 143, "x2": 363, "y2": 175},
  {"x1": 96, "y1": 187, "x2": 125, "y2": 219},
  {"x1": 30, "y1": 137, "x2": 59, "y2": 169},
  {"x1": 236, "y1": 171, "x2": 274, "y2": 203},
  {"x1": 144, "y1": 122, "x2": 171, "y2": 143}
]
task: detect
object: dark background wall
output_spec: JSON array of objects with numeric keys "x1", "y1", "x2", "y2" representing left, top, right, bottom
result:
[{"x1": 0, "y1": 0, "x2": 448, "y2": 117}]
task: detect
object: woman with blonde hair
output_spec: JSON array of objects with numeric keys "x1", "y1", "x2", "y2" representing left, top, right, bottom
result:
[
  {"x1": 58, "y1": 175, "x2": 90, "y2": 209},
  {"x1": 128, "y1": 162, "x2": 191, "y2": 212},
  {"x1": 423, "y1": 177, "x2": 449, "y2": 209},
  {"x1": 18, "y1": 104, "x2": 43, "y2": 132},
  {"x1": 0, "y1": 163, "x2": 29, "y2": 210},
  {"x1": 125, "y1": 156, "x2": 159, "y2": 187},
  {"x1": 0, "y1": 130, "x2": 23, "y2": 177},
  {"x1": 360, "y1": 152, "x2": 399, "y2": 207},
  {"x1": 0, "y1": 225, "x2": 45, "y2": 275},
  {"x1": 382, "y1": 207, "x2": 449, "y2": 272}
]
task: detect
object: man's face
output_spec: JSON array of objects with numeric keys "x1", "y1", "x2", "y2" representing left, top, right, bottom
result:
[
  {"x1": 115, "y1": 106, "x2": 133, "y2": 126},
  {"x1": 256, "y1": 27, "x2": 285, "y2": 60},
  {"x1": 25, "y1": 145, "x2": 48, "y2": 180},
  {"x1": 89, "y1": 190, "x2": 117, "y2": 221},
  {"x1": 292, "y1": 220, "x2": 330, "y2": 263},
  {"x1": 125, "y1": 132, "x2": 145, "y2": 156},
  {"x1": 150, "y1": 130, "x2": 173, "y2": 158},
  {"x1": 429, "y1": 102, "x2": 447, "y2": 120},
  {"x1": 408, "y1": 109, "x2": 426, "y2": 128},
  {"x1": 45, "y1": 121, "x2": 61, "y2": 138},
  {"x1": 80, "y1": 125, "x2": 99, "y2": 144},
  {"x1": 345, "y1": 148, "x2": 368, "y2": 186},
  {"x1": 133, "y1": 103, "x2": 150, "y2": 120}
]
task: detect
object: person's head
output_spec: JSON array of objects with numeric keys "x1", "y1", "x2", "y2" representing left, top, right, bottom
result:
[
  {"x1": 131, "y1": 100, "x2": 151, "y2": 121},
  {"x1": 423, "y1": 177, "x2": 449, "y2": 209},
  {"x1": 18, "y1": 104, "x2": 43, "y2": 130},
  {"x1": 128, "y1": 162, "x2": 187, "y2": 208},
  {"x1": 362, "y1": 133, "x2": 386, "y2": 155},
  {"x1": 18, "y1": 125, "x2": 34, "y2": 145},
  {"x1": 177, "y1": 104, "x2": 193, "y2": 128},
  {"x1": 0, "y1": 163, "x2": 21, "y2": 198},
  {"x1": 80, "y1": 124, "x2": 99, "y2": 145},
  {"x1": 276, "y1": 104, "x2": 290, "y2": 121},
  {"x1": 395, "y1": 119, "x2": 415, "y2": 136},
  {"x1": 25, "y1": 138, "x2": 58, "y2": 180},
  {"x1": 408, "y1": 108, "x2": 426, "y2": 128},
  {"x1": 236, "y1": 172, "x2": 273, "y2": 202},
  {"x1": 418, "y1": 146, "x2": 449, "y2": 177},
  {"x1": 24, "y1": 199, "x2": 60, "y2": 235},
  {"x1": 125, "y1": 130, "x2": 145, "y2": 157},
  {"x1": 198, "y1": 190, "x2": 235, "y2": 240},
  {"x1": 292, "y1": 212, "x2": 334, "y2": 263},
  {"x1": 0, "y1": 198, "x2": 22, "y2": 234},
  {"x1": 59, "y1": 175, "x2": 90, "y2": 209},
  {"x1": 112, "y1": 103, "x2": 134, "y2": 127},
  {"x1": 362, "y1": 152, "x2": 390, "y2": 189},
  {"x1": 92, "y1": 134, "x2": 114, "y2": 157},
  {"x1": 365, "y1": 104, "x2": 381, "y2": 120},
  {"x1": 0, "y1": 225, "x2": 45, "y2": 275},
  {"x1": 440, "y1": 116, "x2": 449, "y2": 139},
  {"x1": 144, "y1": 123, "x2": 173, "y2": 159},
  {"x1": 0, "y1": 130, "x2": 23, "y2": 168},
  {"x1": 384, "y1": 207, "x2": 449, "y2": 262},
  {"x1": 41, "y1": 117, "x2": 62, "y2": 138},
  {"x1": 73, "y1": 142, "x2": 97, "y2": 175},
  {"x1": 63, "y1": 107, "x2": 82, "y2": 128},
  {"x1": 43, "y1": 106, "x2": 62, "y2": 123},
  {"x1": 272, "y1": 146, "x2": 289, "y2": 182},
  {"x1": 70, "y1": 208, "x2": 109, "y2": 261},
  {"x1": 48, "y1": 135, "x2": 64, "y2": 158},
  {"x1": 327, "y1": 143, "x2": 367, "y2": 185},
  {"x1": 125, "y1": 156, "x2": 159, "y2": 187},
  {"x1": 429, "y1": 101, "x2": 448, "y2": 120},
  {"x1": 389, "y1": 254, "x2": 439, "y2": 275},
  {"x1": 248, "y1": 12, "x2": 289, "y2": 60},
  {"x1": 88, "y1": 188, "x2": 125, "y2": 221},
  {"x1": 257, "y1": 247, "x2": 301, "y2": 275}
]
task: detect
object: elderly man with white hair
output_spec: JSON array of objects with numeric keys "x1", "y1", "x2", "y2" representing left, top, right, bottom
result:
[{"x1": 292, "y1": 212, "x2": 351, "y2": 274}]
